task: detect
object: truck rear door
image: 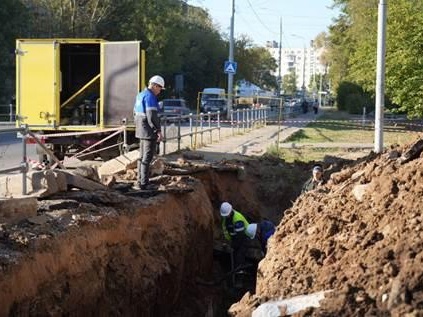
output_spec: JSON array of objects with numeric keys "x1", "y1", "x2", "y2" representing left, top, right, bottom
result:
[
  {"x1": 101, "y1": 41, "x2": 141, "y2": 127},
  {"x1": 16, "y1": 40, "x2": 59, "y2": 128}
]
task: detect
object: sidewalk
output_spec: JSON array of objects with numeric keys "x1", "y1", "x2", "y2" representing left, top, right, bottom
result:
[{"x1": 168, "y1": 109, "x2": 321, "y2": 160}]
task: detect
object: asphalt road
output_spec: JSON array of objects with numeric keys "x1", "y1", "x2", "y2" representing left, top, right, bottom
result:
[{"x1": 0, "y1": 124, "x2": 37, "y2": 171}]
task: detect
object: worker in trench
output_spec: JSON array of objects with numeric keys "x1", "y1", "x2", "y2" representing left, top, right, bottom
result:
[
  {"x1": 301, "y1": 163, "x2": 327, "y2": 193},
  {"x1": 246, "y1": 220, "x2": 276, "y2": 256},
  {"x1": 219, "y1": 202, "x2": 252, "y2": 276}
]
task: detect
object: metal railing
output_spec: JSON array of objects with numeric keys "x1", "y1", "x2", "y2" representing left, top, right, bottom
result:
[
  {"x1": 0, "y1": 104, "x2": 294, "y2": 193},
  {"x1": 159, "y1": 106, "x2": 275, "y2": 155},
  {"x1": 0, "y1": 104, "x2": 16, "y2": 123}
]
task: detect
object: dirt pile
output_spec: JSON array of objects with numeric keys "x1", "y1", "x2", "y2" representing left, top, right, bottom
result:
[{"x1": 230, "y1": 136, "x2": 423, "y2": 316}]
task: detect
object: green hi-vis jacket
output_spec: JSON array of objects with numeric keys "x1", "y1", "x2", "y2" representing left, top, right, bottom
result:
[{"x1": 222, "y1": 209, "x2": 250, "y2": 241}]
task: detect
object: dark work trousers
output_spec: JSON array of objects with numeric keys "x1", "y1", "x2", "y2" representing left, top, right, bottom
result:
[
  {"x1": 138, "y1": 138, "x2": 157, "y2": 186},
  {"x1": 231, "y1": 233, "x2": 249, "y2": 269}
]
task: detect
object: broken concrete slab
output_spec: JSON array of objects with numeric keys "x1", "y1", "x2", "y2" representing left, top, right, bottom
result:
[
  {"x1": 97, "y1": 150, "x2": 139, "y2": 177},
  {"x1": 251, "y1": 290, "x2": 331, "y2": 317},
  {"x1": 0, "y1": 197, "x2": 38, "y2": 224},
  {"x1": 0, "y1": 170, "x2": 64, "y2": 198},
  {"x1": 0, "y1": 169, "x2": 105, "y2": 199},
  {"x1": 61, "y1": 171, "x2": 107, "y2": 191},
  {"x1": 73, "y1": 165, "x2": 100, "y2": 182}
]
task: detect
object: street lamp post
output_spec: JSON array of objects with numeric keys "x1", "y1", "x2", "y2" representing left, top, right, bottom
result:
[
  {"x1": 301, "y1": 46, "x2": 306, "y2": 99},
  {"x1": 278, "y1": 18, "x2": 282, "y2": 96}
]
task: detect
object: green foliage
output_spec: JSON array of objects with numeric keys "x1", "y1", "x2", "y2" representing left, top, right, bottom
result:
[
  {"x1": 0, "y1": 0, "x2": 30, "y2": 101},
  {"x1": 283, "y1": 70, "x2": 297, "y2": 96},
  {"x1": 344, "y1": 93, "x2": 366, "y2": 114},
  {"x1": 336, "y1": 81, "x2": 373, "y2": 114},
  {"x1": 236, "y1": 42, "x2": 277, "y2": 91},
  {"x1": 1, "y1": 0, "x2": 283, "y2": 106},
  {"x1": 328, "y1": 0, "x2": 423, "y2": 118}
]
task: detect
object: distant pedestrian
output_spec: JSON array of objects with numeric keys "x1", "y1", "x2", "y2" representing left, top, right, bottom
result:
[
  {"x1": 301, "y1": 99, "x2": 308, "y2": 113},
  {"x1": 302, "y1": 163, "x2": 326, "y2": 193},
  {"x1": 133, "y1": 75, "x2": 165, "y2": 190},
  {"x1": 313, "y1": 99, "x2": 319, "y2": 114},
  {"x1": 246, "y1": 220, "x2": 276, "y2": 255}
]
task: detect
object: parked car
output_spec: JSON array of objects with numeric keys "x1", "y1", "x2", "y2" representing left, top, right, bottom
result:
[
  {"x1": 201, "y1": 98, "x2": 227, "y2": 115},
  {"x1": 160, "y1": 99, "x2": 191, "y2": 119}
]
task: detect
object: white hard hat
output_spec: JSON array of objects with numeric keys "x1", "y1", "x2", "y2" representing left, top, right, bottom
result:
[
  {"x1": 149, "y1": 75, "x2": 165, "y2": 89},
  {"x1": 246, "y1": 223, "x2": 257, "y2": 239},
  {"x1": 220, "y1": 202, "x2": 232, "y2": 217}
]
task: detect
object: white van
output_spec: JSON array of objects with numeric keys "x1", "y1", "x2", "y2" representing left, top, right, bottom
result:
[{"x1": 201, "y1": 88, "x2": 226, "y2": 111}]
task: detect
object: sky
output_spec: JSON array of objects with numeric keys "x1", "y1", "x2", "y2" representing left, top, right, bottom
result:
[{"x1": 187, "y1": 0, "x2": 340, "y2": 49}]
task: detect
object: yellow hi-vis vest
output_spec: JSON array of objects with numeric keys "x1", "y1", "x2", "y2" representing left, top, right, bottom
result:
[{"x1": 222, "y1": 210, "x2": 250, "y2": 241}]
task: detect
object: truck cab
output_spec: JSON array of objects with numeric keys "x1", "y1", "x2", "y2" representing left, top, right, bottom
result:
[{"x1": 200, "y1": 88, "x2": 226, "y2": 111}]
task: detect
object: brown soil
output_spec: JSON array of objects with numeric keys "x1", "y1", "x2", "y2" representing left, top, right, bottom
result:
[
  {"x1": 2, "y1": 135, "x2": 422, "y2": 316},
  {"x1": 230, "y1": 135, "x2": 423, "y2": 316},
  {"x1": 0, "y1": 154, "x2": 318, "y2": 316},
  {"x1": 0, "y1": 178, "x2": 217, "y2": 316}
]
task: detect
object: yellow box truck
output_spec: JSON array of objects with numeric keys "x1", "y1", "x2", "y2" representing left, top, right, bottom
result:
[{"x1": 15, "y1": 38, "x2": 145, "y2": 160}]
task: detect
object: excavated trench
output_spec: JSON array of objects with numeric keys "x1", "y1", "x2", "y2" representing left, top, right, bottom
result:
[{"x1": 0, "y1": 156, "x2": 317, "y2": 316}]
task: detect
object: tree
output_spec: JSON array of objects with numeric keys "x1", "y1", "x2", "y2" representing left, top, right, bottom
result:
[
  {"x1": 227, "y1": 35, "x2": 278, "y2": 92},
  {"x1": 328, "y1": 0, "x2": 423, "y2": 117},
  {"x1": 283, "y1": 70, "x2": 297, "y2": 97},
  {"x1": 20, "y1": 0, "x2": 130, "y2": 37},
  {"x1": 0, "y1": 0, "x2": 30, "y2": 102}
]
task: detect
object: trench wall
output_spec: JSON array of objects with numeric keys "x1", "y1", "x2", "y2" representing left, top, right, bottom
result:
[{"x1": 0, "y1": 180, "x2": 215, "y2": 316}]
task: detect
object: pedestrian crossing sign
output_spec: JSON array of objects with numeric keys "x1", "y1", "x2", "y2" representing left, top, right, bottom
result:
[{"x1": 224, "y1": 61, "x2": 237, "y2": 74}]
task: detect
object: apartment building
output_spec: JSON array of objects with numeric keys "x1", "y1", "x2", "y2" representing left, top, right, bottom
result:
[{"x1": 265, "y1": 41, "x2": 327, "y2": 95}]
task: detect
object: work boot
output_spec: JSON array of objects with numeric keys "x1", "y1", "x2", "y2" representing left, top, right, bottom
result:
[
  {"x1": 132, "y1": 182, "x2": 142, "y2": 190},
  {"x1": 140, "y1": 183, "x2": 159, "y2": 191}
]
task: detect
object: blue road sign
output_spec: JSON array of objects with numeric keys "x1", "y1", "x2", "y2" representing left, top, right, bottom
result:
[{"x1": 224, "y1": 61, "x2": 237, "y2": 74}]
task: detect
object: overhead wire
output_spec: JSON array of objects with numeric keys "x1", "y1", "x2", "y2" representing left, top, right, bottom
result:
[
  {"x1": 245, "y1": 0, "x2": 279, "y2": 35},
  {"x1": 236, "y1": 12, "x2": 270, "y2": 42}
]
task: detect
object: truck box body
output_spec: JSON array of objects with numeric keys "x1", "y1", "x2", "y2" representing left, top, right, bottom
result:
[
  {"x1": 16, "y1": 39, "x2": 145, "y2": 130},
  {"x1": 15, "y1": 39, "x2": 145, "y2": 159}
]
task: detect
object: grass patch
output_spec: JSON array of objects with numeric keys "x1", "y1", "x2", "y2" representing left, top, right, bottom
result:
[
  {"x1": 270, "y1": 108, "x2": 421, "y2": 163},
  {"x1": 267, "y1": 144, "x2": 368, "y2": 163},
  {"x1": 285, "y1": 124, "x2": 413, "y2": 145},
  {"x1": 285, "y1": 109, "x2": 417, "y2": 145}
]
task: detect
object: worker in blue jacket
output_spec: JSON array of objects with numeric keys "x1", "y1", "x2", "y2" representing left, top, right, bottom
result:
[
  {"x1": 133, "y1": 75, "x2": 165, "y2": 190},
  {"x1": 246, "y1": 220, "x2": 276, "y2": 255}
]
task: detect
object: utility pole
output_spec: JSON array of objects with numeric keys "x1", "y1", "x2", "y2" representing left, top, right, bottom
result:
[
  {"x1": 227, "y1": 0, "x2": 235, "y2": 116},
  {"x1": 374, "y1": 0, "x2": 387, "y2": 153},
  {"x1": 319, "y1": 73, "x2": 323, "y2": 107},
  {"x1": 302, "y1": 45, "x2": 306, "y2": 100},
  {"x1": 278, "y1": 18, "x2": 282, "y2": 96}
]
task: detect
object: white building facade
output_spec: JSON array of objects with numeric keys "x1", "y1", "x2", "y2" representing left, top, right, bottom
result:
[{"x1": 266, "y1": 41, "x2": 327, "y2": 96}]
